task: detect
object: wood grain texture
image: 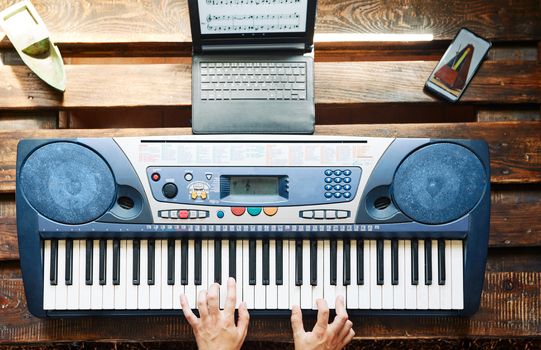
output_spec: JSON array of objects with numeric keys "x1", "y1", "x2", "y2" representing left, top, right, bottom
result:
[
  {"x1": 0, "y1": 61, "x2": 539, "y2": 109},
  {"x1": 0, "y1": 122, "x2": 539, "y2": 195},
  {"x1": 0, "y1": 272, "x2": 538, "y2": 342},
  {"x1": 0, "y1": 112, "x2": 57, "y2": 129}
]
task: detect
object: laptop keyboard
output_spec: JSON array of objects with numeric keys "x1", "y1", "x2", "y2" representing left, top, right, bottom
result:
[{"x1": 200, "y1": 62, "x2": 307, "y2": 101}]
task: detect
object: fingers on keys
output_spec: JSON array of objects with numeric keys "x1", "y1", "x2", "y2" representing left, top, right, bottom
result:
[
  {"x1": 313, "y1": 298, "x2": 329, "y2": 335},
  {"x1": 290, "y1": 304, "x2": 305, "y2": 336},
  {"x1": 237, "y1": 301, "x2": 250, "y2": 337},
  {"x1": 180, "y1": 293, "x2": 199, "y2": 328}
]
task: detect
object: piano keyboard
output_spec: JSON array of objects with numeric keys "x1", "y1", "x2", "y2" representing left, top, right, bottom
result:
[{"x1": 42, "y1": 238, "x2": 464, "y2": 311}]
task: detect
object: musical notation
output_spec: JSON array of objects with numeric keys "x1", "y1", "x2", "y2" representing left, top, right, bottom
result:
[
  {"x1": 206, "y1": 0, "x2": 301, "y2": 5},
  {"x1": 206, "y1": 13, "x2": 301, "y2": 32}
]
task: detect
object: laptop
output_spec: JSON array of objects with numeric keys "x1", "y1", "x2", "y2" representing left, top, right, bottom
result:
[{"x1": 188, "y1": 0, "x2": 317, "y2": 134}]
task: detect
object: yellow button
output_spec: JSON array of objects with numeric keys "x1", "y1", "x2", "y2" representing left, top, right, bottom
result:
[
  {"x1": 200, "y1": 191, "x2": 207, "y2": 200},
  {"x1": 191, "y1": 191, "x2": 197, "y2": 200},
  {"x1": 263, "y1": 207, "x2": 278, "y2": 216}
]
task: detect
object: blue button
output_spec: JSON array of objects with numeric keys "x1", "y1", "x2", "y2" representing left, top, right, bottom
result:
[
  {"x1": 334, "y1": 184, "x2": 342, "y2": 191},
  {"x1": 334, "y1": 177, "x2": 342, "y2": 183},
  {"x1": 325, "y1": 177, "x2": 333, "y2": 183},
  {"x1": 324, "y1": 169, "x2": 333, "y2": 176},
  {"x1": 334, "y1": 192, "x2": 342, "y2": 198},
  {"x1": 334, "y1": 170, "x2": 342, "y2": 176},
  {"x1": 324, "y1": 184, "x2": 333, "y2": 191},
  {"x1": 343, "y1": 184, "x2": 352, "y2": 191},
  {"x1": 343, "y1": 169, "x2": 352, "y2": 176},
  {"x1": 247, "y1": 207, "x2": 262, "y2": 216},
  {"x1": 217, "y1": 210, "x2": 224, "y2": 218},
  {"x1": 344, "y1": 192, "x2": 352, "y2": 198},
  {"x1": 324, "y1": 192, "x2": 333, "y2": 198},
  {"x1": 344, "y1": 177, "x2": 351, "y2": 183}
]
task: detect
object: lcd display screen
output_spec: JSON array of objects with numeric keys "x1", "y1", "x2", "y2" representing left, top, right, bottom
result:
[{"x1": 229, "y1": 176, "x2": 279, "y2": 196}]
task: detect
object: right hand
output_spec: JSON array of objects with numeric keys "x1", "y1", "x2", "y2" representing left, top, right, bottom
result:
[{"x1": 291, "y1": 296, "x2": 354, "y2": 350}]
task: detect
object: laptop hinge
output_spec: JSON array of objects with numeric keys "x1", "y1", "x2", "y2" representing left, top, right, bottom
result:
[{"x1": 201, "y1": 43, "x2": 306, "y2": 53}]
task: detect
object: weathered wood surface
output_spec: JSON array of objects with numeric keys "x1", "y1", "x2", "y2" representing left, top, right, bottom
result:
[
  {"x1": 0, "y1": 61, "x2": 539, "y2": 110},
  {"x1": 0, "y1": 0, "x2": 539, "y2": 57},
  {"x1": 0, "y1": 272, "x2": 538, "y2": 342}
]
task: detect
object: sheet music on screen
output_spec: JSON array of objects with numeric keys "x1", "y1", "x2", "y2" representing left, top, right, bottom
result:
[{"x1": 198, "y1": 0, "x2": 308, "y2": 34}]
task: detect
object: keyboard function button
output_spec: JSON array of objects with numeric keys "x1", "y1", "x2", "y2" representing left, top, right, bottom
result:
[
  {"x1": 343, "y1": 192, "x2": 352, "y2": 199},
  {"x1": 334, "y1": 192, "x2": 342, "y2": 198},
  {"x1": 334, "y1": 178, "x2": 342, "y2": 183},
  {"x1": 217, "y1": 210, "x2": 225, "y2": 219},
  {"x1": 263, "y1": 207, "x2": 278, "y2": 216},
  {"x1": 336, "y1": 210, "x2": 350, "y2": 219},
  {"x1": 343, "y1": 184, "x2": 352, "y2": 191},
  {"x1": 313, "y1": 210, "x2": 325, "y2": 219},
  {"x1": 343, "y1": 177, "x2": 352, "y2": 183},
  {"x1": 300, "y1": 210, "x2": 314, "y2": 219},
  {"x1": 231, "y1": 207, "x2": 246, "y2": 216},
  {"x1": 151, "y1": 173, "x2": 160, "y2": 182},
  {"x1": 334, "y1": 185, "x2": 342, "y2": 191},
  {"x1": 325, "y1": 177, "x2": 333, "y2": 183},
  {"x1": 247, "y1": 207, "x2": 262, "y2": 216},
  {"x1": 325, "y1": 210, "x2": 337, "y2": 219},
  {"x1": 162, "y1": 183, "x2": 178, "y2": 199},
  {"x1": 178, "y1": 210, "x2": 189, "y2": 219},
  {"x1": 343, "y1": 169, "x2": 352, "y2": 176},
  {"x1": 184, "y1": 173, "x2": 193, "y2": 181},
  {"x1": 324, "y1": 192, "x2": 333, "y2": 198},
  {"x1": 324, "y1": 184, "x2": 333, "y2": 191},
  {"x1": 334, "y1": 170, "x2": 342, "y2": 176},
  {"x1": 324, "y1": 169, "x2": 333, "y2": 176}
]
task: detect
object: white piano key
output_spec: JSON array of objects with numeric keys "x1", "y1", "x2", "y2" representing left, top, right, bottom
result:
[
  {"x1": 393, "y1": 240, "x2": 406, "y2": 309},
  {"x1": 312, "y1": 239, "x2": 324, "y2": 310},
  {"x1": 347, "y1": 240, "x2": 359, "y2": 309},
  {"x1": 173, "y1": 239, "x2": 183, "y2": 309},
  {"x1": 79, "y1": 240, "x2": 91, "y2": 310},
  {"x1": 289, "y1": 240, "x2": 301, "y2": 309},
  {"x1": 336, "y1": 240, "x2": 346, "y2": 306},
  {"x1": 103, "y1": 239, "x2": 115, "y2": 310},
  {"x1": 149, "y1": 240, "x2": 162, "y2": 309},
  {"x1": 300, "y1": 240, "x2": 312, "y2": 309},
  {"x1": 428, "y1": 239, "x2": 441, "y2": 309},
  {"x1": 440, "y1": 240, "x2": 453, "y2": 310},
  {"x1": 416, "y1": 240, "x2": 428, "y2": 310},
  {"x1": 277, "y1": 239, "x2": 289, "y2": 310},
  {"x1": 67, "y1": 240, "x2": 80, "y2": 310},
  {"x1": 195, "y1": 240, "x2": 208, "y2": 306},
  {"x1": 126, "y1": 240, "x2": 138, "y2": 309},
  {"x1": 255, "y1": 240, "x2": 266, "y2": 309},
  {"x1": 242, "y1": 240, "x2": 255, "y2": 309},
  {"x1": 114, "y1": 240, "x2": 127, "y2": 309},
  {"x1": 55, "y1": 240, "x2": 67, "y2": 310},
  {"x1": 219, "y1": 240, "x2": 229, "y2": 309},
  {"x1": 267, "y1": 240, "x2": 278, "y2": 309},
  {"x1": 451, "y1": 240, "x2": 464, "y2": 309},
  {"x1": 323, "y1": 240, "x2": 335, "y2": 309},
  {"x1": 162, "y1": 240, "x2": 173, "y2": 309},
  {"x1": 381, "y1": 240, "x2": 393, "y2": 309},
  {"x1": 185, "y1": 240, "x2": 197, "y2": 308},
  {"x1": 43, "y1": 240, "x2": 55, "y2": 310},
  {"x1": 404, "y1": 240, "x2": 417, "y2": 309},
  {"x1": 369, "y1": 240, "x2": 382, "y2": 309},
  {"x1": 235, "y1": 240, "x2": 243, "y2": 309},
  {"x1": 91, "y1": 240, "x2": 103, "y2": 309},
  {"x1": 138, "y1": 240, "x2": 150, "y2": 309},
  {"x1": 358, "y1": 240, "x2": 370, "y2": 309}
]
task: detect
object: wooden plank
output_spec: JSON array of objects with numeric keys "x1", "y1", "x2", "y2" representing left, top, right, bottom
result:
[
  {"x1": 0, "y1": 272, "x2": 538, "y2": 342},
  {"x1": 0, "y1": 122, "x2": 539, "y2": 195},
  {"x1": 477, "y1": 109, "x2": 541, "y2": 122},
  {"x1": 0, "y1": 0, "x2": 539, "y2": 57},
  {"x1": 0, "y1": 61, "x2": 539, "y2": 110},
  {"x1": 0, "y1": 112, "x2": 57, "y2": 129}
]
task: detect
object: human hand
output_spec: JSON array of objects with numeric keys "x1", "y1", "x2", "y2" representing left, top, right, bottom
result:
[
  {"x1": 291, "y1": 296, "x2": 354, "y2": 350},
  {"x1": 181, "y1": 277, "x2": 250, "y2": 350}
]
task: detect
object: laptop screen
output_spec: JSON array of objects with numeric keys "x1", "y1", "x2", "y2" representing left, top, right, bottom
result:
[{"x1": 198, "y1": 0, "x2": 308, "y2": 35}]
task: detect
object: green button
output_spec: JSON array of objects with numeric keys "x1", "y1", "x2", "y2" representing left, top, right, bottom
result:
[{"x1": 247, "y1": 207, "x2": 262, "y2": 216}]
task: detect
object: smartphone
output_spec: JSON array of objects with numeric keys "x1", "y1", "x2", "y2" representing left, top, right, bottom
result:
[{"x1": 425, "y1": 28, "x2": 492, "y2": 102}]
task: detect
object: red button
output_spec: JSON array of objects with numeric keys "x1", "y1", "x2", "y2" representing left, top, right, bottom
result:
[
  {"x1": 151, "y1": 173, "x2": 160, "y2": 181},
  {"x1": 231, "y1": 207, "x2": 246, "y2": 216},
  {"x1": 178, "y1": 210, "x2": 189, "y2": 219}
]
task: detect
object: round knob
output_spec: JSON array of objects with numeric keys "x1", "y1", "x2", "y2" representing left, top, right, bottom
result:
[{"x1": 162, "y1": 182, "x2": 178, "y2": 199}]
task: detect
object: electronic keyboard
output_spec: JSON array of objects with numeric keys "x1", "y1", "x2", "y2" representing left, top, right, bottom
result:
[{"x1": 16, "y1": 136, "x2": 490, "y2": 317}]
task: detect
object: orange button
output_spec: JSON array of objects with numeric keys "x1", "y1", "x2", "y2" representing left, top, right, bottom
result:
[
  {"x1": 263, "y1": 207, "x2": 278, "y2": 216},
  {"x1": 178, "y1": 210, "x2": 189, "y2": 219},
  {"x1": 231, "y1": 207, "x2": 246, "y2": 216}
]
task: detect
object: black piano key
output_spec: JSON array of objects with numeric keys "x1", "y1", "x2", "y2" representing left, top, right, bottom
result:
[
  {"x1": 411, "y1": 239, "x2": 419, "y2": 285},
  {"x1": 65, "y1": 239, "x2": 73, "y2": 285},
  {"x1": 181, "y1": 239, "x2": 188, "y2": 285},
  {"x1": 276, "y1": 239, "x2": 283, "y2": 285},
  {"x1": 148, "y1": 239, "x2": 155, "y2": 285},
  {"x1": 113, "y1": 239, "x2": 120, "y2": 285},
  {"x1": 424, "y1": 239, "x2": 432, "y2": 285},
  {"x1": 249, "y1": 240, "x2": 256, "y2": 285},
  {"x1": 438, "y1": 239, "x2": 446, "y2": 285},
  {"x1": 330, "y1": 239, "x2": 337, "y2": 285},
  {"x1": 295, "y1": 239, "x2": 302, "y2": 286},
  {"x1": 229, "y1": 239, "x2": 236, "y2": 279},
  {"x1": 85, "y1": 239, "x2": 93, "y2": 285},
  {"x1": 99, "y1": 239, "x2": 106, "y2": 285},
  {"x1": 167, "y1": 239, "x2": 175, "y2": 285},
  {"x1": 133, "y1": 239, "x2": 140, "y2": 285},
  {"x1": 376, "y1": 240, "x2": 384, "y2": 285},
  {"x1": 214, "y1": 240, "x2": 222, "y2": 284},
  {"x1": 194, "y1": 239, "x2": 202, "y2": 285},
  {"x1": 262, "y1": 239, "x2": 269, "y2": 285},
  {"x1": 50, "y1": 239, "x2": 58, "y2": 286},
  {"x1": 343, "y1": 240, "x2": 351, "y2": 286},
  {"x1": 391, "y1": 239, "x2": 398, "y2": 285},
  {"x1": 356, "y1": 239, "x2": 364, "y2": 285},
  {"x1": 310, "y1": 239, "x2": 317, "y2": 286}
]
